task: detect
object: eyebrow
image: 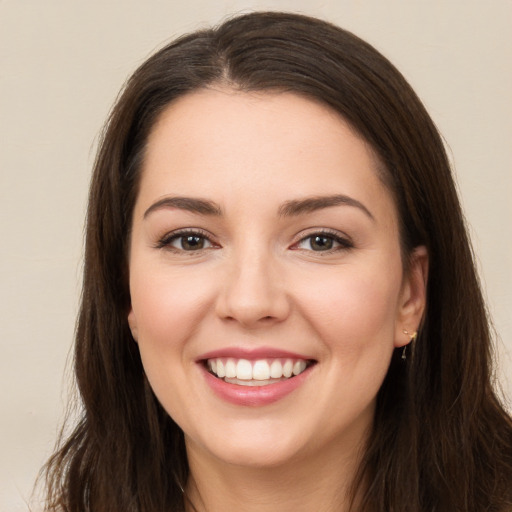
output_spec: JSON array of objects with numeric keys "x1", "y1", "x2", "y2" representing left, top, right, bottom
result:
[
  {"x1": 143, "y1": 194, "x2": 374, "y2": 221},
  {"x1": 278, "y1": 194, "x2": 374, "y2": 220},
  {"x1": 143, "y1": 196, "x2": 222, "y2": 218}
]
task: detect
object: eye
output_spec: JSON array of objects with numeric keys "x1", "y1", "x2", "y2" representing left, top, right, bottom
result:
[
  {"x1": 294, "y1": 231, "x2": 353, "y2": 252},
  {"x1": 157, "y1": 230, "x2": 215, "y2": 252}
]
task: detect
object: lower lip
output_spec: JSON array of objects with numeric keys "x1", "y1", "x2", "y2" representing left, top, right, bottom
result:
[{"x1": 202, "y1": 365, "x2": 314, "y2": 407}]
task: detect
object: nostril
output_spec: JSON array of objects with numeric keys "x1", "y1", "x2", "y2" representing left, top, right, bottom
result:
[{"x1": 215, "y1": 280, "x2": 291, "y2": 327}]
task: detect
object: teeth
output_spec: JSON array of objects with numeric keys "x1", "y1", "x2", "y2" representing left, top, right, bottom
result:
[
  {"x1": 252, "y1": 360, "x2": 270, "y2": 380},
  {"x1": 236, "y1": 359, "x2": 253, "y2": 380},
  {"x1": 293, "y1": 360, "x2": 306, "y2": 375},
  {"x1": 216, "y1": 359, "x2": 225, "y2": 378},
  {"x1": 206, "y1": 357, "x2": 310, "y2": 382},
  {"x1": 225, "y1": 359, "x2": 236, "y2": 378},
  {"x1": 270, "y1": 359, "x2": 283, "y2": 379},
  {"x1": 224, "y1": 377, "x2": 284, "y2": 387},
  {"x1": 283, "y1": 360, "x2": 293, "y2": 378}
]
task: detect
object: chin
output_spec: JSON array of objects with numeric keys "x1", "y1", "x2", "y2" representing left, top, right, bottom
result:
[{"x1": 186, "y1": 419, "x2": 314, "y2": 470}]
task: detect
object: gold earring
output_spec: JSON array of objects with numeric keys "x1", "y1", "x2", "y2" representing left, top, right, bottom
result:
[
  {"x1": 401, "y1": 329, "x2": 417, "y2": 360},
  {"x1": 403, "y1": 329, "x2": 418, "y2": 341}
]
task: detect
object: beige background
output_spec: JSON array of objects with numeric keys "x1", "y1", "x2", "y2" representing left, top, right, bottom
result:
[{"x1": 1, "y1": 1, "x2": 510, "y2": 510}]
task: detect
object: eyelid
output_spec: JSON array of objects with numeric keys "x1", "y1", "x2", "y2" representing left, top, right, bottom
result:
[
  {"x1": 290, "y1": 228, "x2": 354, "y2": 251},
  {"x1": 156, "y1": 227, "x2": 218, "y2": 250},
  {"x1": 155, "y1": 227, "x2": 352, "y2": 253}
]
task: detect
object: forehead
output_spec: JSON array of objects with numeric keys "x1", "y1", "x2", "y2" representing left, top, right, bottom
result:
[
  {"x1": 146, "y1": 88, "x2": 373, "y2": 165},
  {"x1": 137, "y1": 88, "x2": 397, "y2": 226}
]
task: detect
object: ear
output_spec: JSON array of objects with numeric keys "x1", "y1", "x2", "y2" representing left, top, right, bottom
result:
[
  {"x1": 395, "y1": 245, "x2": 429, "y2": 348},
  {"x1": 127, "y1": 308, "x2": 139, "y2": 343}
]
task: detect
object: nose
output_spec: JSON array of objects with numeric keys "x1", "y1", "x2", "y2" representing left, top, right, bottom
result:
[{"x1": 215, "y1": 248, "x2": 291, "y2": 328}]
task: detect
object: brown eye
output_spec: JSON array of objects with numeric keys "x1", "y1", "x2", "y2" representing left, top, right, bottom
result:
[
  {"x1": 294, "y1": 232, "x2": 353, "y2": 252},
  {"x1": 178, "y1": 235, "x2": 206, "y2": 250},
  {"x1": 160, "y1": 231, "x2": 214, "y2": 251},
  {"x1": 309, "y1": 235, "x2": 334, "y2": 251}
]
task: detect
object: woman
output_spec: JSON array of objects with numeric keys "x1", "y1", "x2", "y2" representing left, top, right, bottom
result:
[{"x1": 42, "y1": 11, "x2": 512, "y2": 512}]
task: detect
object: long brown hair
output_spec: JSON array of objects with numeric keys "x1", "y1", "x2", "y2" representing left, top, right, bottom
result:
[{"x1": 41, "y1": 11, "x2": 512, "y2": 511}]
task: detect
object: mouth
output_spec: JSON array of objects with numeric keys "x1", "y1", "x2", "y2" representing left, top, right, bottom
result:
[{"x1": 204, "y1": 357, "x2": 315, "y2": 387}]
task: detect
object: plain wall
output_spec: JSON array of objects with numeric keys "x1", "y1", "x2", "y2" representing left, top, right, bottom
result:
[{"x1": 1, "y1": 1, "x2": 510, "y2": 510}]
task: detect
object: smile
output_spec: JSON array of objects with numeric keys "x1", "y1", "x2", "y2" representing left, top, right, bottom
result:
[
  {"x1": 206, "y1": 358, "x2": 311, "y2": 387},
  {"x1": 198, "y1": 348, "x2": 316, "y2": 406}
]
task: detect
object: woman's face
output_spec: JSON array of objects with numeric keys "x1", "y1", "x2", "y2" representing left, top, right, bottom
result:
[{"x1": 127, "y1": 89, "x2": 427, "y2": 469}]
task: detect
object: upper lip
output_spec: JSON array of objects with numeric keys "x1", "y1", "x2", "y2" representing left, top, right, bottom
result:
[{"x1": 197, "y1": 346, "x2": 315, "y2": 362}]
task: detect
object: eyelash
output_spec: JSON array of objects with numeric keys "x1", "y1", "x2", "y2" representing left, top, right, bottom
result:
[
  {"x1": 156, "y1": 228, "x2": 216, "y2": 252},
  {"x1": 156, "y1": 228, "x2": 353, "y2": 253},
  {"x1": 291, "y1": 229, "x2": 354, "y2": 253}
]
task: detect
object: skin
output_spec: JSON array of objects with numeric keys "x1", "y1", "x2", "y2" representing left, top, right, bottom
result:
[{"x1": 127, "y1": 88, "x2": 428, "y2": 512}]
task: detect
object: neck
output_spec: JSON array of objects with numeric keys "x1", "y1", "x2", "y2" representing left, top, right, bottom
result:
[{"x1": 184, "y1": 433, "x2": 367, "y2": 512}]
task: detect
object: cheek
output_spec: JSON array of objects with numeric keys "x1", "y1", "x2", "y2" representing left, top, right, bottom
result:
[
  {"x1": 130, "y1": 261, "x2": 212, "y2": 336},
  {"x1": 294, "y1": 264, "x2": 402, "y2": 355},
  {"x1": 296, "y1": 268, "x2": 402, "y2": 414},
  {"x1": 128, "y1": 264, "x2": 214, "y2": 421},
  {"x1": 128, "y1": 261, "x2": 218, "y2": 393}
]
